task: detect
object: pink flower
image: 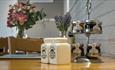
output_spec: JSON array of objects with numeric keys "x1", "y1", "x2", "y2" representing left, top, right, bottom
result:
[
  {"x1": 7, "y1": 2, "x2": 46, "y2": 29},
  {"x1": 16, "y1": 13, "x2": 28, "y2": 24},
  {"x1": 15, "y1": 3, "x2": 25, "y2": 8},
  {"x1": 7, "y1": 21, "x2": 14, "y2": 27}
]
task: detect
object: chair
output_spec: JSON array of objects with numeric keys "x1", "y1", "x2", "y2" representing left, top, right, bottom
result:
[
  {"x1": 9, "y1": 37, "x2": 44, "y2": 54},
  {"x1": 0, "y1": 37, "x2": 8, "y2": 55}
]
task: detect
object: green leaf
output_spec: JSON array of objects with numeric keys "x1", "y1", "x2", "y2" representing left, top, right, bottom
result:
[{"x1": 37, "y1": 9, "x2": 46, "y2": 20}]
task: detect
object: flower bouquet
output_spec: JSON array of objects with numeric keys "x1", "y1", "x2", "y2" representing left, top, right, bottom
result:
[
  {"x1": 54, "y1": 12, "x2": 71, "y2": 37},
  {"x1": 7, "y1": 2, "x2": 46, "y2": 38}
]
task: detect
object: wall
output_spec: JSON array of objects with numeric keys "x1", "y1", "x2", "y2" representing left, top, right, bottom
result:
[
  {"x1": 0, "y1": 0, "x2": 17, "y2": 37},
  {"x1": 69, "y1": 0, "x2": 115, "y2": 56},
  {"x1": 64, "y1": 0, "x2": 70, "y2": 14},
  {"x1": 33, "y1": 0, "x2": 64, "y2": 18},
  {"x1": 25, "y1": 0, "x2": 64, "y2": 38},
  {"x1": 25, "y1": 19, "x2": 59, "y2": 38}
]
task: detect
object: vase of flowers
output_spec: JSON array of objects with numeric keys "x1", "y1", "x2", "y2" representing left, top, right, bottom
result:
[
  {"x1": 17, "y1": 25, "x2": 24, "y2": 38},
  {"x1": 54, "y1": 12, "x2": 71, "y2": 37},
  {"x1": 7, "y1": 2, "x2": 46, "y2": 38}
]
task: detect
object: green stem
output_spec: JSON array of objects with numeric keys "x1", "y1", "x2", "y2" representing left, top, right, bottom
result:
[
  {"x1": 17, "y1": 25, "x2": 24, "y2": 38},
  {"x1": 72, "y1": 35, "x2": 76, "y2": 43}
]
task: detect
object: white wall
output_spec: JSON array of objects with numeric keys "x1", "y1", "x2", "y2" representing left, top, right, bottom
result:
[
  {"x1": 0, "y1": 0, "x2": 17, "y2": 37},
  {"x1": 64, "y1": 0, "x2": 70, "y2": 14},
  {"x1": 25, "y1": 0, "x2": 64, "y2": 38},
  {"x1": 34, "y1": 0, "x2": 64, "y2": 18},
  {"x1": 68, "y1": 0, "x2": 115, "y2": 57},
  {"x1": 25, "y1": 19, "x2": 59, "y2": 38}
]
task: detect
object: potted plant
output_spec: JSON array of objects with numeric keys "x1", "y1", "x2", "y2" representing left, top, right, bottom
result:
[{"x1": 54, "y1": 12, "x2": 71, "y2": 37}]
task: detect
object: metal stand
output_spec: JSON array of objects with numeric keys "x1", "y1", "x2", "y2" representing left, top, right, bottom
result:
[
  {"x1": 85, "y1": 33, "x2": 91, "y2": 46},
  {"x1": 71, "y1": 0, "x2": 102, "y2": 63}
]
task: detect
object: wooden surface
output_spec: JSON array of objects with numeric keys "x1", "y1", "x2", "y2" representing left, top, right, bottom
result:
[
  {"x1": 9, "y1": 37, "x2": 43, "y2": 54},
  {"x1": 0, "y1": 57, "x2": 115, "y2": 70}
]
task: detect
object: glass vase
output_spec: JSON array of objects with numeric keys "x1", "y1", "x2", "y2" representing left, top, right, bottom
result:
[
  {"x1": 58, "y1": 31, "x2": 66, "y2": 38},
  {"x1": 17, "y1": 26, "x2": 24, "y2": 38}
]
